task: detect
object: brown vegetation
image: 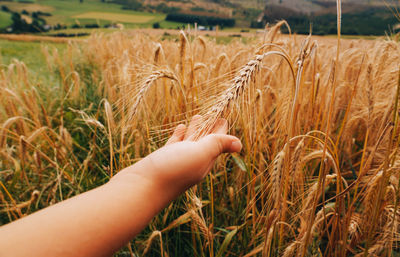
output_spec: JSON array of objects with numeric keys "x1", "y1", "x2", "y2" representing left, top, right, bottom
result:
[{"x1": 0, "y1": 23, "x2": 399, "y2": 256}]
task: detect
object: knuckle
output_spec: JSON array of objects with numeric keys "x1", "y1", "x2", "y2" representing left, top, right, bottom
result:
[{"x1": 209, "y1": 134, "x2": 224, "y2": 154}]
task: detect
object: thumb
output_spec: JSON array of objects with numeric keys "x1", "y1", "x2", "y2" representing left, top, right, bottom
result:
[{"x1": 199, "y1": 134, "x2": 242, "y2": 159}]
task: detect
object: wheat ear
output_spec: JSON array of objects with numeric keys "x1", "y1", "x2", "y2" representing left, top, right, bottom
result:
[
  {"x1": 195, "y1": 54, "x2": 265, "y2": 139},
  {"x1": 125, "y1": 70, "x2": 178, "y2": 124}
]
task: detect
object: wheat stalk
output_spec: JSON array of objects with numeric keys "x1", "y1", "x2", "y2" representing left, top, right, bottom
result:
[
  {"x1": 154, "y1": 43, "x2": 165, "y2": 66},
  {"x1": 125, "y1": 70, "x2": 179, "y2": 124},
  {"x1": 190, "y1": 209, "x2": 213, "y2": 245},
  {"x1": 195, "y1": 53, "x2": 266, "y2": 139}
]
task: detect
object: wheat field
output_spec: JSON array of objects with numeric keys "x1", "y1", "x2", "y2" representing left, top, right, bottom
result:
[{"x1": 0, "y1": 21, "x2": 399, "y2": 256}]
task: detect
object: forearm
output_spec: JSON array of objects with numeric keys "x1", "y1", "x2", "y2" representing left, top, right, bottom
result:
[{"x1": 0, "y1": 165, "x2": 172, "y2": 257}]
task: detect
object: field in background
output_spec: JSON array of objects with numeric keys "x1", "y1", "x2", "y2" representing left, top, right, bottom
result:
[
  {"x1": 0, "y1": 0, "x2": 186, "y2": 29},
  {"x1": 0, "y1": 22, "x2": 400, "y2": 257},
  {"x1": 0, "y1": 0, "x2": 397, "y2": 37},
  {"x1": 0, "y1": 11, "x2": 11, "y2": 28},
  {"x1": 0, "y1": 1, "x2": 53, "y2": 13},
  {"x1": 0, "y1": 38, "x2": 65, "y2": 73},
  {"x1": 72, "y1": 12, "x2": 155, "y2": 24}
]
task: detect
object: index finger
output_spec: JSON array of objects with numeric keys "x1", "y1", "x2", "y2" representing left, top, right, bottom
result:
[
  {"x1": 184, "y1": 115, "x2": 203, "y2": 141},
  {"x1": 210, "y1": 118, "x2": 228, "y2": 135}
]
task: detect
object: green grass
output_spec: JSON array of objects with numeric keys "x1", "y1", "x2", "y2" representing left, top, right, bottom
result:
[
  {"x1": 43, "y1": 27, "x2": 117, "y2": 35},
  {"x1": 73, "y1": 12, "x2": 155, "y2": 23},
  {"x1": 0, "y1": 39, "x2": 65, "y2": 79},
  {"x1": 159, "y1": 20, "x2": 187, "y2": 29},
  {"x1": 0, "y1": 40, "x2": 46, "y2": 68},
  {"x1": 38, "y1": 0, "x2": 164, "y2": 26},
  {"x1": 0, "y1": 11, "x2": 12, "y2": 29}
]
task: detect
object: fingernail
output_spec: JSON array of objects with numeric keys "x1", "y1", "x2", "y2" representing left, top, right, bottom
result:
[
  {"x1": 231, "y1": 140, "x2": 242, "y2": 152},
  {"x1": 177, "y1": 124, "x2": 186, "y2": 130},
  {"x1": 192, "y1": 115, "x2": 202, "y2": 121}
]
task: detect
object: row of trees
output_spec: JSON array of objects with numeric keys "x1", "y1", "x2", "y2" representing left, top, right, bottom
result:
[
  {"x1": 1, "y1": 6, "x2": 50, "y2": 33},
  {"x1": 108, "y1": 0, "x2": 177, "y2": 13},
  {"x1": 253, "y1": 5, "x2": 398, "y2": 35},
  {"x1": 166, "y1": 13, "x2": 235, "y2": 27}
]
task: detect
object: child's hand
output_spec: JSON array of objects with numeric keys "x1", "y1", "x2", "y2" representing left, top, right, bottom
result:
[
  {"x1": 0, "y1": 115, "x2": 241, "y2": 257},
  {"x1": 114, "y1": 115, "x2": 242, "y2": 195}
]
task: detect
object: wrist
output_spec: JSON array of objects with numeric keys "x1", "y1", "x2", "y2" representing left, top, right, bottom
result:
[{"x1": 109, "y1": 163, "x2": 177, "y2": 211}]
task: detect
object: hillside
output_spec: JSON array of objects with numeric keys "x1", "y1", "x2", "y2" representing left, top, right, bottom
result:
[
  {"x1": 139, "y1": 0, "x2": 398, "y2": 32},
  {"x1": 262, "y1": 0, "x2": 389, "y2": 14},
  {"x1": 257, "y1": 0, "x2": 398, "y2": 35}
]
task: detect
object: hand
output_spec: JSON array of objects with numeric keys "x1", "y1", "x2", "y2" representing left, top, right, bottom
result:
[
  {"x1": 0, "y1": 116, "x2": 242, "y2": 257},
  {"x1": 114, "y1": 115, "x2": 242, "y2": 195}
]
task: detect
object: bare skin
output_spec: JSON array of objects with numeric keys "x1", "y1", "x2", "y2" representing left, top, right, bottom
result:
[{"x1": 0, "y1": 116, "x2": 242, "y2": 257}]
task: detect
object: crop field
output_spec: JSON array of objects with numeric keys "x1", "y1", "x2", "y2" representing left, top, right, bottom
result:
[
  {"x1": 0, "y1": 0, "x2": 167, "y2": 28},
  {"x1": 0, "y1": 11, "x2": 12, "y2": 29},
  {"x1": 0, "y1": 2, "x2": 54, "y2": 13},
  {"x1": 0, "y1": 18, "x2": 400, "y2": 257}
]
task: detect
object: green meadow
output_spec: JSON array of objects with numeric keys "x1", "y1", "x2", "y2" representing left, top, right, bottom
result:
[{"x1": 0, "y1": 0, "x2": 186, "y2": 30}]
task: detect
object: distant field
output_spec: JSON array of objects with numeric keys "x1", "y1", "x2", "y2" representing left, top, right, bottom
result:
[
  {"x1": 38, "y1": 0, "x2": 164, "y2": 26},
  {"x1": 0, "y1": 0, "x2": 165, "y2": 27},
  {"x1": 0, "y1": 39, "x2": 65, "y2": 79},
  {"x1": 73, "y1": 12, "x2": 156, "y2": 24},
  {"x1": 0, "y1": 2, "x2": 53, "y2": 13},
  {"x1": 0, "y1": 11, "x2": 12, "y2": 28}
]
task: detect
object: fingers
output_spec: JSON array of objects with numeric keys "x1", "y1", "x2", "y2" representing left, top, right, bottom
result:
[
  {"x1": 166, "y1": 124, "x2": 186, "y2": 145},
  {"x1": 199, "y1": 134, "x2": 242, "y2": 159},
  {"x1": 186, "y1": 116, "x2": 228, "y2": 140},
  {"x1": 169, "y1": 116, "x2": 232, "y2": 146},
  {"x1": 210, "y1": 118, "x2": 228, "y2": 135},
  {"x1": 184, "y1": 115, "x2": 203, "y2": 141}
]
